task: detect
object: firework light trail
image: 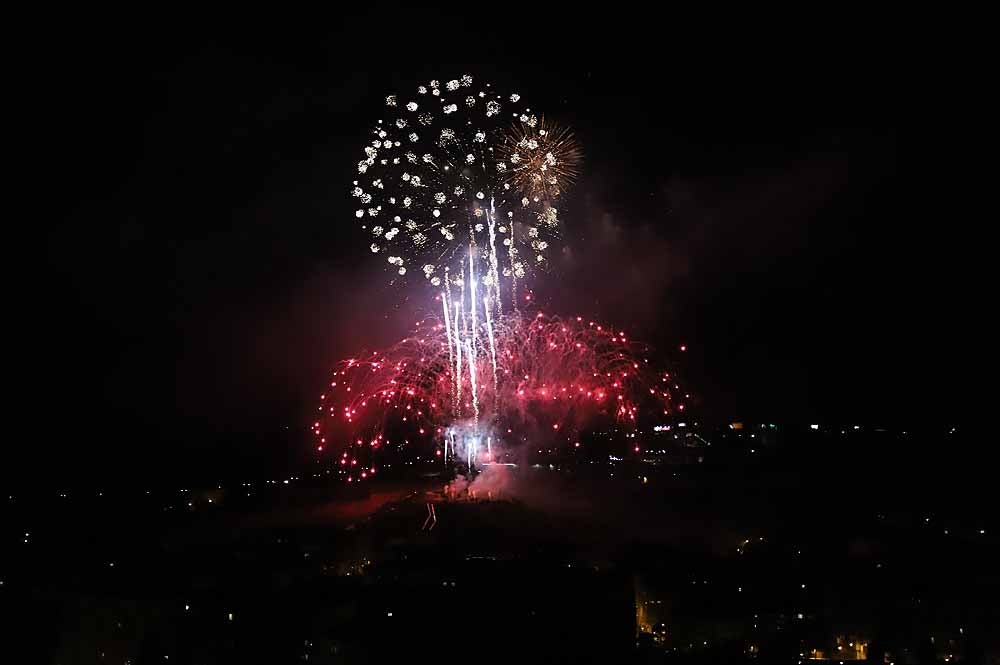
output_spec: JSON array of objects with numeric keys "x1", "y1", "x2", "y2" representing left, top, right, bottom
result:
[{"x1": 328, "y1": 74, "x2": 685, "y2": 484}]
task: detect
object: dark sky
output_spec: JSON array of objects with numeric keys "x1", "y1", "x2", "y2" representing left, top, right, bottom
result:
[{"x1": 16, "y1": 10, "x2": 970, "y2": 486}]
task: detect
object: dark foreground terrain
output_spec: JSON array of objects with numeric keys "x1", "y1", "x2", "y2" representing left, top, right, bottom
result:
[{"x1": 2, "y1": 427, "x2": 996, "y2": 663}]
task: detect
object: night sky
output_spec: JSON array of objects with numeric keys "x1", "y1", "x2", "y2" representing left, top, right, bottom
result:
[{"x1": 18, "y1": 10, "x2": 969, "y2": 486}]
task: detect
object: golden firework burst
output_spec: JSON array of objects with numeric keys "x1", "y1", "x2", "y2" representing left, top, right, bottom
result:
[{"x1": 500, "y1": 116, "x2": 581, "y2": 200}]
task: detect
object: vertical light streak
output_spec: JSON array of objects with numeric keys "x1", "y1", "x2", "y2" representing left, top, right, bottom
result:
[
  {"x1": 468, "y1": 246, "x2": 478, "y2": 370},
  {"x1": 465, "y1": 338, "x2": 478, "y2": 425},
  {"x1": 484, "y1": 295, "x2": 498, "y2": 396},
  {"x1": 454, "y1": 301, "x2": 462, "y2": 410},
  {"x1": 509, "y1": 220, "x2": 518, "y2": 308},
  {"x1": 487, "y1": 198, "x2": 502, "y2": 318},
  {"x1": 442, "y1": 288, "x2": 455, "y2": 413}
]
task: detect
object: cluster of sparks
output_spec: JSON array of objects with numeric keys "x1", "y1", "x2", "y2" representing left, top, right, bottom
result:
[
  {"x1": 500, "y1": 116, "x2": 580, "y2": 200},
  {"x1": 351, "y1": 74, "x2": 579, "y2": 301},
  {"x1": 312, "y1": 309, "x2": 688, "y2": 482}
]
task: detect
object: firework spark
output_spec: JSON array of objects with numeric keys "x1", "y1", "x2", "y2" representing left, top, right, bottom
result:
[{"x1": 312, "y1": 310, "x2": 688, "y2": 481}]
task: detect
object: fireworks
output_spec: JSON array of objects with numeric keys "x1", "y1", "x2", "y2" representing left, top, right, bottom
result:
[
  {"x1": 312, "y1": 310, "x2": 687, "y2": 481},
  {"x1": 326, "y1": 74, "x2": 688, "y2": 484},
  {"x1": 351, "y1": 75, "x2": 577, "y2": 301},
  {"x1": 500, "y1": 116, "x2": 581, "y2": 200}
]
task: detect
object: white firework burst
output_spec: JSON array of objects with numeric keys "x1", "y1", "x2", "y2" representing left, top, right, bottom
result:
[{"x1": 350, "y1": 74, "x2": 574, "y2": 297}]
